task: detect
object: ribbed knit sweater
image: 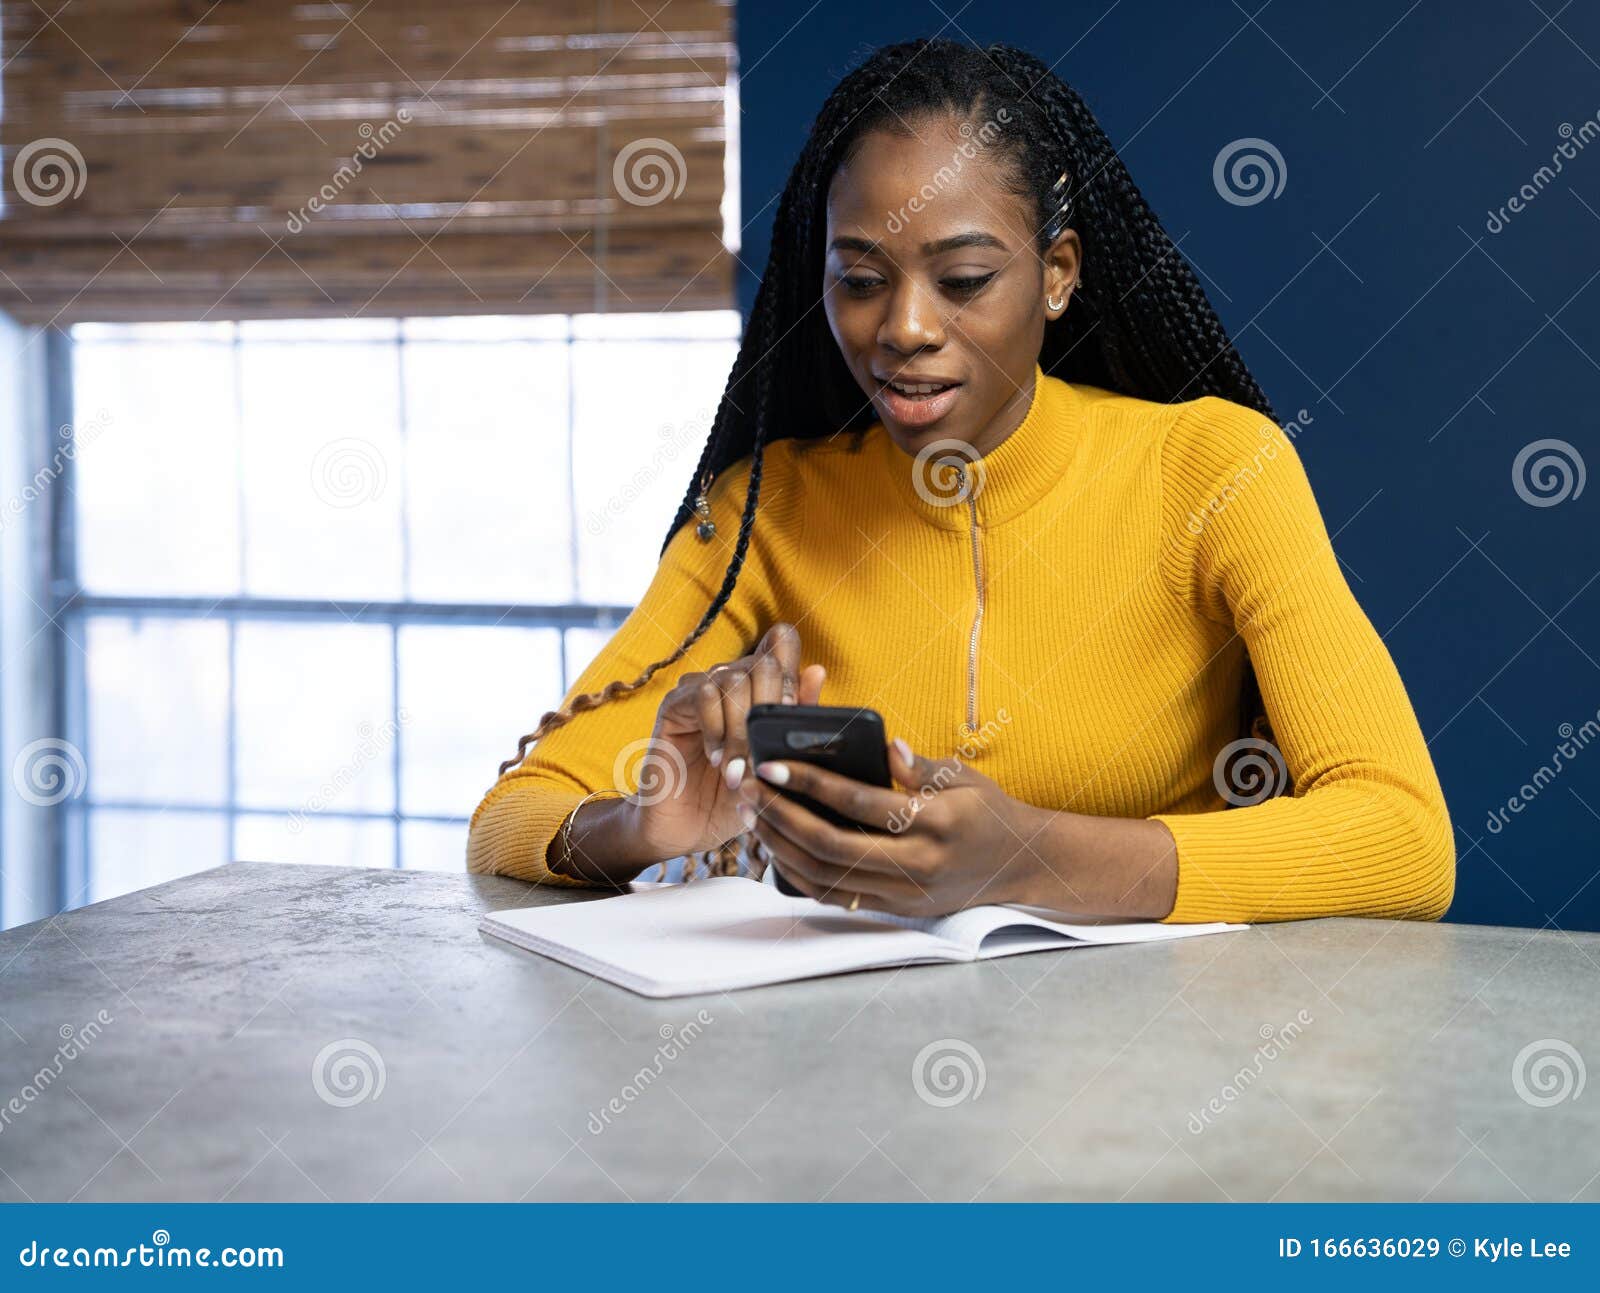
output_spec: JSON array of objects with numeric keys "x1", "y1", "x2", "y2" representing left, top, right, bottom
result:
[{"x1": 466, "y1": 364, "x2": 1455, "y2": 923}]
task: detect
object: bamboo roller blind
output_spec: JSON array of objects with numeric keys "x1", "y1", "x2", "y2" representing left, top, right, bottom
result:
[{"x1": 0, "y1": 0, "x2": 736, "y2": 323}]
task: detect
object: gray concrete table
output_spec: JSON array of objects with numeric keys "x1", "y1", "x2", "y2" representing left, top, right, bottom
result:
[{"x1": 0, "y1": 862, "x2": 1596, "y2": 1202}]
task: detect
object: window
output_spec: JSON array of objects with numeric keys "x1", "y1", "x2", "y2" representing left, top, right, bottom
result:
[{"x1": 58, "y1": 312, "x2": 740, "y2": 905}]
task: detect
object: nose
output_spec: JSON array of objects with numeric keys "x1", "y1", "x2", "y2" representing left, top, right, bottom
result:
[{"x1": 877, "y1": 278, "x2": 946, "y2": 355}]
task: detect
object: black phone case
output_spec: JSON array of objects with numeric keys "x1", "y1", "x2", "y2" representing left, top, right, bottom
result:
[{"x1": 744, "y1": 704, "x2": 892, "y2": 897}]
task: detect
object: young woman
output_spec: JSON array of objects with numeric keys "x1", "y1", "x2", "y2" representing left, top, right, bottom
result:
[{"x1": 467, "y1": 38, "x2": 1454, "y2": 924}]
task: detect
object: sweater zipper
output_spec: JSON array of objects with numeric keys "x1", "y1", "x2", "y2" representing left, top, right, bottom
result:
[{"x1": 953, "y1": 462, "x2": 984, "y2": 739}]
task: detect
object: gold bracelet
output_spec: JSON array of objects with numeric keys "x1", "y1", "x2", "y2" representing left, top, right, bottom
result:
[{"x1": 553, "y1": 787, "x2": 628, "y2": 878}]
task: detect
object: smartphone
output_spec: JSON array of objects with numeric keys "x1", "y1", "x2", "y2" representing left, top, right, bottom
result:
[{"x1": 744, "y1": 703, "x2": 893, "y2": 897}]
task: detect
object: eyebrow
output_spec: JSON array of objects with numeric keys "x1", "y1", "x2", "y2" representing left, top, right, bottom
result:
[{"x1": 828, "y1": 231, "x2": 1009, "y2": 256}]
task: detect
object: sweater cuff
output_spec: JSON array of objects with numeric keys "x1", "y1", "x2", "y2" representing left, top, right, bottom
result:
[{"x1": 465, "y1": 778, "x2": 610, "y2": 887}]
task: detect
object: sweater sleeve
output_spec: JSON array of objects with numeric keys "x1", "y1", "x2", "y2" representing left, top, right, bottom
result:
[
  {"x1": 465, "y1": 455, "x2": 769, "y2": 885},
  {"x1": 1150, "y1": 397, "x2": 1455, "y2": 923}
]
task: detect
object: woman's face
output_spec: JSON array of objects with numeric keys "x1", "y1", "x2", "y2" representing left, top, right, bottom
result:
[{"x1": 823, "y1": 119, "x2": 1079, "y2": 458}]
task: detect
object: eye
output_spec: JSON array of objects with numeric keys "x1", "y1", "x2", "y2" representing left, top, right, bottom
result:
[
  {"x1": 944, "y1": 272, "x2": 997, "y2": 295},
  {"x1": 841, "y1": 274, "x2": 883, "y2": 296}
]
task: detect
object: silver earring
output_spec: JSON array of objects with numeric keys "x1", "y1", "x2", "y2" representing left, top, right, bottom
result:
[{"x1": 1046, "y1": 292, "x2": 1066, "y2": 312}]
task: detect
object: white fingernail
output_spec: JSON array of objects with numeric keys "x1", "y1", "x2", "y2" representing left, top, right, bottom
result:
[
  {"x1": 724, "y1": 757, "x2": 745, "y2": 790},
  {"x1": 708, "y1": 748, "x2": 723, "y2": 767}
]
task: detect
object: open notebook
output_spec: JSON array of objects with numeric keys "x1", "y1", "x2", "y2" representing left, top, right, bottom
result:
[{"x1": 479, "y1": 875, "x2": 1246, "y2": 998}]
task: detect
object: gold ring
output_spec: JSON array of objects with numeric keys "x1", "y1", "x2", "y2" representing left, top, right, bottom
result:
[{"x1": 848, "y1": 893, "x2": 860, "y2": 912}]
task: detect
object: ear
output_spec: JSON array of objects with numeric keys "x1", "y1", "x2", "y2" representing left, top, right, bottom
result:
[{"x1": 1042, "y1": 227, "x2": 1082, "y2": 319}]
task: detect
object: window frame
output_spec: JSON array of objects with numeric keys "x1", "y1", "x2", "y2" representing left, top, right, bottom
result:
[{"x1": 49, "y1": 315, "x2": 735, "y2": 907}]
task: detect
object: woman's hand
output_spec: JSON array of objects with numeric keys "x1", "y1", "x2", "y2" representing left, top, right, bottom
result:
[
  {"x1": 736, "y1": 736, "x2": 1053, "y2": 916},
  {"x1": 628, "y1": 621, "x2": 826, "y2": 860}
]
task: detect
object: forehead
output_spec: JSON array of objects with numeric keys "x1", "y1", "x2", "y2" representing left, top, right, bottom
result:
[{"x1": 825, "y1": 123, "x2": 1032, "y2": 249}]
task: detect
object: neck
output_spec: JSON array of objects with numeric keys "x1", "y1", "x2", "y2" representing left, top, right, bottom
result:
[{"x1": 965, "y1": 370, "x2": 1039, "y2": 459}]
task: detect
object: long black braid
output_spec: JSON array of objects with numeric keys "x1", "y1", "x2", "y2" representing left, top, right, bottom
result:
[{"x1": 498, "y1": 38, "x2": 1283, "y2": 870}]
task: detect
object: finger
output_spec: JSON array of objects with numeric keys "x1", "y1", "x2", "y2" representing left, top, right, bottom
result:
[
  {"x1": 796, "y1": 663, "x2": 826, "y2": 707},
  {"x1": 748, "y1": 646, "x2": 785, "y2": 710},
  {"x1": 888, "y1": 736, "x2": 961, "y2": 795},
  {"x1": 717, "y1": 666, "x2": 755, "y2": 786},
  {"x1": 754, "y1": 622, "x2": 803, "y2": 704},
  {"x1": 743, "y1": 779, "x2": 907, "y2": 873},
  {"x1": 752, "y1": 755, "x2": 910, "y2": 831},
  {"x1": 692, "y1": 676, "x2": 726, "y2": 766},
  {"x1": 752, "y1": 816, "x2": 902, "y2": 903}
]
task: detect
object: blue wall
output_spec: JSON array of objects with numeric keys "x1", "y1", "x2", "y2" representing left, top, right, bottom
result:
[{"x1": 735, "y1": 2, "x2": 1600, "y2": 930}]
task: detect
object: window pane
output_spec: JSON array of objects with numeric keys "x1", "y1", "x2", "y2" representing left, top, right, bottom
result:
[
  {"x1": 397, "y1": 624, "x2": 563, "y2": 818},
  {"x1": 402, "y1": 340, "x2": 572, "y2": 603},
  {"x1": 235, "y1": 622, "x2": 395, "y2": 813},
  {"x1": 86, "y1": 617, "x2": 228, "y2": 805},
  {"x1": 235, "y1": 812, "x2": 395, "y2": 868},
  {"x1": 572, "y1": 337, "x2": 737, "y2": 603},
  {"x1": 88, "y1": 808, "x2": 229, "y2": 905},
  {"x1": 401, "y1": 819, "x2": 468, "y2": 872},
  {"x1": 564, "y1": 625, "x2": 619, "y2": 686},
  {"x1": 238, "y1": 340, "x2": 403, "y2": 599},
  {"x1": 71, "y1": 337, "x2": 241, "y2": 595}
]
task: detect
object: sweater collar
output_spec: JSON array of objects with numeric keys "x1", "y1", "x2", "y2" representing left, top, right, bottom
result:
[{"x1": 873, "y1": 363, "x2": 1082, "y2": 529}]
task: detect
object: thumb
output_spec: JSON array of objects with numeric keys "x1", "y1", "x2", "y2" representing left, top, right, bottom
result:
[{"x1": 888, "y1": 736, "x2": 955, "y2": 793}]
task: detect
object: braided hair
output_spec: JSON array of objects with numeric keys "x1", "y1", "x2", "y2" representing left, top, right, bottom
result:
[{"x1": 497, "y1": 37, "x2": 1282, "y2": 878}]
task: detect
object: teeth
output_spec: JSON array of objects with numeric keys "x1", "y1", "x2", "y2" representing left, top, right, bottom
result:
[{"x1": 889, "y1": 381, "x2": 949, "y2": 395}]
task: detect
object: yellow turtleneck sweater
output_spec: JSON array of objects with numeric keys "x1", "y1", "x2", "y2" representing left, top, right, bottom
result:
[{"x1": 466, "y1": 365, "x2": 1455, "y2": 923}]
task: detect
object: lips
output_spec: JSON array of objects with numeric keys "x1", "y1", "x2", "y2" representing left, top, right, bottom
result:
[{"x1": 877, "y1": 378, "x2": 963, "y2": 429}]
